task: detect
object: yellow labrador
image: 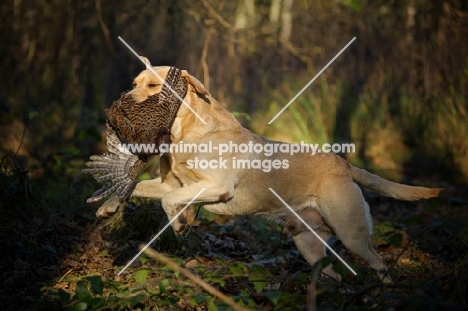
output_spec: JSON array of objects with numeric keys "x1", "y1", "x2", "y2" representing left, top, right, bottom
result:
[{"x1": 99, "y1": 61, "x2": 441, "y2": 282}]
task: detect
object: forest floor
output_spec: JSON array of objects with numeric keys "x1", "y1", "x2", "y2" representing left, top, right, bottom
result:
[{"x1": 2, "y1": 167, "x2": 467, "y2": 310}]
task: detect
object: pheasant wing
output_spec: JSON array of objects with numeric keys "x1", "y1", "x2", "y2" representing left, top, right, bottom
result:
[{"x1": 82, "y1": 123, "x2": 146, "y2": 203}]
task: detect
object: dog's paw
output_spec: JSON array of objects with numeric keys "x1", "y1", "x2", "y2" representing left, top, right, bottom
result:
[
  {"x1": 381, "y1": 275, "x2": 393, "y2": 284},
  {"x1": 171, "y1": 217, "x2": 188, "y2": 236},
  {"x1": 322, "y1": 266, "x2": 342, "y2": 282},
  {"x1": 375, "y1": 268, "x2": 393, "y2": 284},
  {"x1": 96, "y1": 196, "x2": 121, "y2": 218},
  {"x1": 174, "y1": 224, "x2": 187, "y2": 236}
]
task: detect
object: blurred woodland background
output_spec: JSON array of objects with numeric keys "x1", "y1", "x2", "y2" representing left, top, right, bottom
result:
[
  {"x1": 1, "y1": 0, "x2": 468, "y2": 310},
  {"x1": 1, "y1": 0, "x2": 468, "y2": 181}
]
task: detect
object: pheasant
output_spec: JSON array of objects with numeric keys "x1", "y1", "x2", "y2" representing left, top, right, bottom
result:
[{"x1": 83, "y1": 66, "x2": 187, "y2": 203}]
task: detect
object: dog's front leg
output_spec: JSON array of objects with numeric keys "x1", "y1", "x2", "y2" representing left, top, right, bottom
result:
[
  {"x1": 95, "y1": 178, "x2": 174, "y2": 218},
  {"x1": 133, "y1": 175, "x2": 203, "y2": 227},
  {"x1": 95, "y1": 174, "x2": 180, "y2": 218},
  {"x1": 161, "y1": 180, "x2": 234, "y2": 234},
  {"x1": 132, "y1": 176, "x2": 180, "y2": 199}
]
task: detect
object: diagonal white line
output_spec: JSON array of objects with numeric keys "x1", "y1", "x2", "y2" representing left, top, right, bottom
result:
[
  {"x1": 268, "y1": 188, "x2": 357, "y2": 276},
  {"x1": 117, "y1": 188, "x2": 207, "y2": 276},
  {"x1": 268, "y1": 37, "x2": 356, "y2": 124},
  {"x1": 118, "y1": 36, "x2": 207, "y2": 125}
]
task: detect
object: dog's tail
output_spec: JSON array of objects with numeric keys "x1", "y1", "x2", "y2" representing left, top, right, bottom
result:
[{"x1": 349, "y1": 164, "x2": 442, "y2": 200}]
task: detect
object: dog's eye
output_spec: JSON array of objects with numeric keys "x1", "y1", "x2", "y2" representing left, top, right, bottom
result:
[
  {"x1": 132, "y1": 83, "x2": 137, "y2": 88},
  {"x1": 147, "y1": 83, "x2": 158, "y2": 88}
]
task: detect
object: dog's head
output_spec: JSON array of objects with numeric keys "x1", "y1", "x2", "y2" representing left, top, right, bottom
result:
[{"x1": 128, "y1": 57, "x2": 211, "y2": 104}]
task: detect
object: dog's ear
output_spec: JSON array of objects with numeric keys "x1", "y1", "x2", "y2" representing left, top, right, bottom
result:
[
  {"x1": 140, "y1": 56, "x2": 151, "y2": 68},
  {"x1": 181, "y1": 70, "x2": 211, "y2": 102}
]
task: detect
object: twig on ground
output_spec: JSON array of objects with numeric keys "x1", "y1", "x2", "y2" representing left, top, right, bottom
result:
[{"x1": 140, "y1": 245, "x2": 250, "y2": 311}]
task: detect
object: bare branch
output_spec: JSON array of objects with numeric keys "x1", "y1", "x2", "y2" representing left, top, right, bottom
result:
[
  {"x1": 201, "y1": 30, "x2": 214, "y2": 93},
  {"x1": 95, "y1": 0, "x2": 116, "y2": 55},
  {"x1": 198, "y1": 0, "x2": 235, "y2": 30},
  {"x1": 141, "y1": 245, "x2": 250, "y2": 311}
]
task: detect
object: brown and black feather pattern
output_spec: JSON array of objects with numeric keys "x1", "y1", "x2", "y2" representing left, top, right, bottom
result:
[{"x1": 83, "y1": 67, "x2": 187, "y2": 203}]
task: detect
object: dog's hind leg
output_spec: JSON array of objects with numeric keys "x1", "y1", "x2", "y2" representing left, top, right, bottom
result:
[
  {"x1": 282, "y1": 209, "x2": 341, "y2": 282},
  {"x1": 317, "y1": 177, "x2": 392, "y2": 283},
  {"x1": 293, "y1": 231, "x2": 343, "y2": 281}
]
